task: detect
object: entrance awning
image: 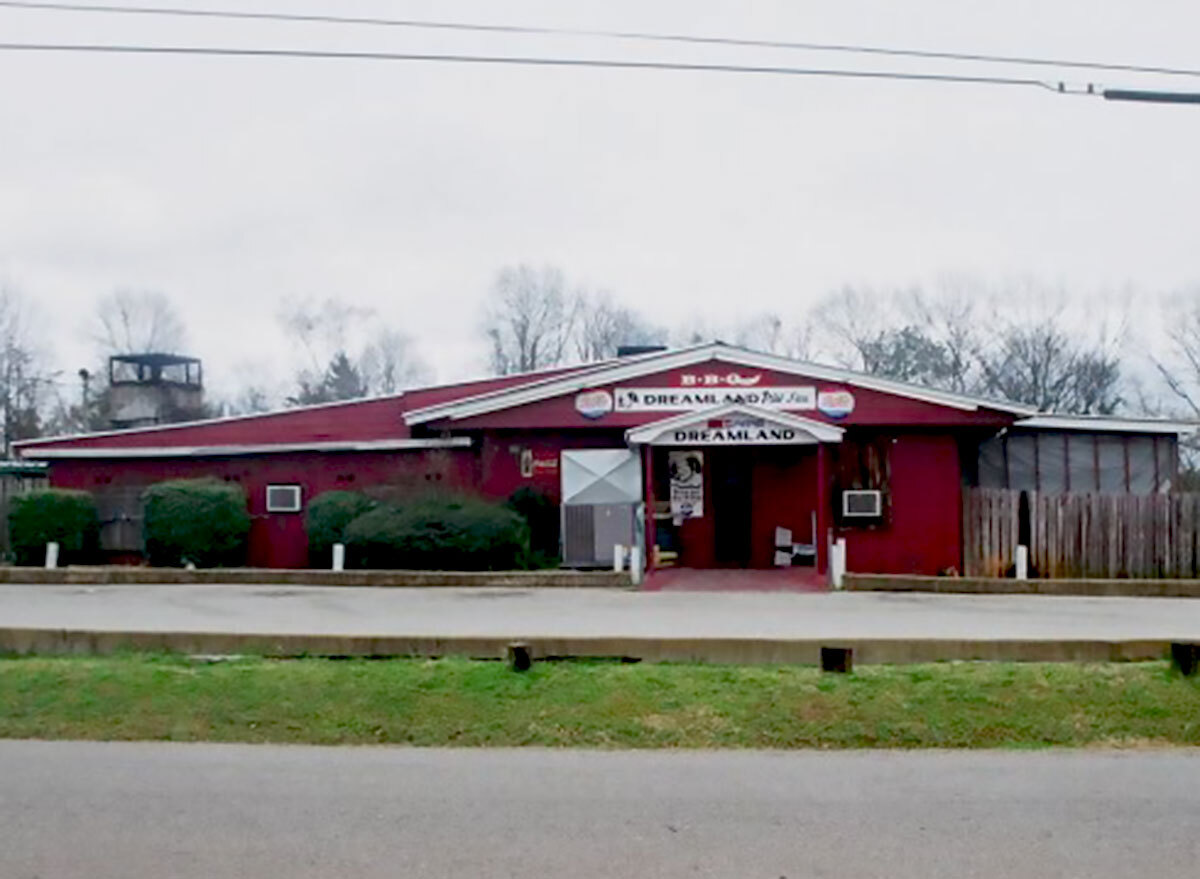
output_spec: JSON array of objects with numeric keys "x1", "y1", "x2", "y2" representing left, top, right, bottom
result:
[{"x1": 625, "y1": 404, "x2": 844, "y2": 446}]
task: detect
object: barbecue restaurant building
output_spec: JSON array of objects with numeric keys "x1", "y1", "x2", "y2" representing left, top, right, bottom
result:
[{"x1": 14, "y1": 343, "x2": 1188, "y2": 575}]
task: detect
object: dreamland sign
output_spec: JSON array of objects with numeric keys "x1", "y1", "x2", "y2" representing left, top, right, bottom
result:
[
  {"x1": 670, "y1": 426, "x2": 802, "y2": 445},
  {"x1": 615, "y1": 387, "x2": 817, "y2": 412}
]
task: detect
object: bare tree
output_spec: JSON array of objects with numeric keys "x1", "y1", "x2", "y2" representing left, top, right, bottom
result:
[
  {"x1": 735, "y1": 312, "x2": 822, "y2": 360},
  {"x1": 901, "y1": 282, "x2": 984, "y2": 393},
  {"x1": 278, "y1": 297, "x2": 430, "y2": 403},
  {"x1": 1151, "y1": 293, "x2": 1200, "y2": 480},
  {"x1": 809, "y1": 285, "x2": 900, "y2": 369},
  {"x1": 809, "y1": 279, "x2": 1125, "y2": 412},
  {"x1": 809, "y1": 285, "x2": 962, "y2": 386},
  {"x1": 975, "y1": 291, "x2": 1126, "y2": 413},
  {"x1": 93, "y1": 289, "x2": 187, "y2": 355},
  {"x1": 277, "y1": 297, "x2": 371, "y2": 387},
  {"x1": 1155, "y1": 294, "x2": 1200, "y2": 418},
  {"x1": 574, "y1": 292, "x2": 665, "y2": 362},
  {"x1": 670, "y1": 317, "x2": 722, "y2": 348},
  {"x1": 483, "y1": 264, "x2": 579, "y2": 375},
  {"x1": 734, "y1": 313, "x2": 784, "y2": 354},
  {"x1": 360, "y1": 328, "x2": 432, "y2": 393},
  {"x1": 979, "y1": 324, "x2": 1100, "y2": 411},
  {"x1": 0, "y1": 286, "x2": 53, "y2": 453},
  {"x1": 224, "y1": 384, "x2": 275, "y2": 416}
]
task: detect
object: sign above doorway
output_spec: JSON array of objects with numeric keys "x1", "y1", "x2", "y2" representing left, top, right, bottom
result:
[{"x1": 626, "y1": 404, "x2": 844, "y2": 447}]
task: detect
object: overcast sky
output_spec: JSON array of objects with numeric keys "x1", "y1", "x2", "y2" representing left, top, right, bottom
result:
[{"x1": 2, "y1": 0, "x2": 1199, "y2": 404}]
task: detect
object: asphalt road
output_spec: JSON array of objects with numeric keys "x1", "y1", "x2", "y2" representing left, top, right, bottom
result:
[
  {"x1": 1, "y1": 582, "x2": 1199, "y2": 640},
  {"x1": 1, "y1": 741, "x2": 1198, "y2": 878}
]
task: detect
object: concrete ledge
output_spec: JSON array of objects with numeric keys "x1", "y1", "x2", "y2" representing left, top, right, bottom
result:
[
  {"x1": 844, "y1": 574, "x2": 1200, "y2": 598},
  {"x1": 0, "y1": 567, "x2": 630, "y2": 589},
  {"x1": 0, "y1": 627, "x2": 1176, "y2": 665}
]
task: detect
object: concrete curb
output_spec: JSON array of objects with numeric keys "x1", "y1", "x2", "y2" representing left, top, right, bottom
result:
[
  {"x1": 0, "y1": 627, "x2": 1177, "y2": 665},
  {"x1": 0, "y1": 567, "x2": 630, "y2": 589},
  {"x1": 845, "y1": 574, "x2": 1200, "y2": 598}
]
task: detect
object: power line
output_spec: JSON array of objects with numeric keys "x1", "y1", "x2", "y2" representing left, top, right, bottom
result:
[
  {"x1": 0, "y1": 42, "x2": 1071, "y2": 93},
  {"x1": 3, "y1": 0, "x2": 1200, "y2": 81}
]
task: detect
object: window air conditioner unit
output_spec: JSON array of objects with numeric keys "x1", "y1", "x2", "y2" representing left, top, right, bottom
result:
[{"x1": 842, "y1": 489, "x2": 883, "y2": 518}]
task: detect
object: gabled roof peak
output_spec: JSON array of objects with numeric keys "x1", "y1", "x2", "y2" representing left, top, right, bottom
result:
[{"x1": 403, "y1": 341, "x2": 1036, "y2": 425}]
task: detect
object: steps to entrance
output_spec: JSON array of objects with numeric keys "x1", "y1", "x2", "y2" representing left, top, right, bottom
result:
[{"x1": 642, "y1": 568, "x2": 827, "y2": 592}]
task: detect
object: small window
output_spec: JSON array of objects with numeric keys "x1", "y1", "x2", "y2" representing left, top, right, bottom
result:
[{"x1": 266, "y1": 484, "x2": 303, "y2": 513}]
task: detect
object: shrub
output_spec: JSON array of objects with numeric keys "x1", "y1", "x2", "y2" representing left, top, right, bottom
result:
[
  {"x1": 343, "y1": 494, "x2": 530, "y2": 570},
  {"x1": 306, "y1": 490, "x2": 376, "y2": 567},
  {"x1": 142, "y1": 478, "x2": 251, "y2": 568},
  {"x1": 8, "y1": 489, "x2": 99, "y2": 566},
  {"x1": 504, "y1": 486, "x2": 561, "y2": 564}
]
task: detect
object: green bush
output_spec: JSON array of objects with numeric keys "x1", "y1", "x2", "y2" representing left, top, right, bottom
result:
[
  {"x1": 7, "y1": 489, "x2": 99, "y2": 566},
  {"x1": 306, "y1": 490, "x2": 376, "y2": 567},
  {"x1": 504, "y1": 486, "x2": 560, "y2": 565},
  {"x1": 343, "y1": 494, "x2": 530, "y2": 570},
  {"x1": 142, "y1": 478, "x2": 251, "y2": 568}
]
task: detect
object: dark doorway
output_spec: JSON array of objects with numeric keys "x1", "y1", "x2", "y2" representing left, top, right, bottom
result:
[{"x1": 712, "y1": 451, "x2": 753, "y2": 566}]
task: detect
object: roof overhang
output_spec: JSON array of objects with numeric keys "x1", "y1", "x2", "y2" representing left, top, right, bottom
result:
[
  {"x1": 403, "y1": 343, "x2": 1035, "y2": 425},
  {"x1": 19, "y1": 437, "x2": 471, "y2": 461},
  {"x1": 625, "y1": 404, "x2": 844, "y2": 446},
  {"x1": 1015, "y1": 415, "x2": 1196, "y2": 435}
]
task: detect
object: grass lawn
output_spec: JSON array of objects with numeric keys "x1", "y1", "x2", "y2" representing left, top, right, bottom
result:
[{"x1": 1, "y1": 655, "x2": 1198, "y2": 748}]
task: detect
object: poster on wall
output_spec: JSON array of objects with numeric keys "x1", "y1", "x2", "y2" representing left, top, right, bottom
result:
[{"x1": 668, "y1": 450, "x2": 705, "y2": 519}]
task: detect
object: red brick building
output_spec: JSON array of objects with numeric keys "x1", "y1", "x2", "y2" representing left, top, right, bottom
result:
[{"x1": 14, "y1": 343, "x2": 1186, "y2": 574}]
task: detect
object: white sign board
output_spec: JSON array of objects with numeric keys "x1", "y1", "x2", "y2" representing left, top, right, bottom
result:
[
  {"x1": 667, "y1": 425, "x2": 808, "y2": 446},
  {"x1": 668, "y1": 450, "x2": 704, "y2": 519},
  {"x1": 615, "y1": 386, "x2": 816, "y2": 412}
]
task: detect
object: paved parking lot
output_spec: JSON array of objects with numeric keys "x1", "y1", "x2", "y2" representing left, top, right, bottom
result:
[{"x1": 2, "y1": 583, "x2": 1199, "y2": 641}]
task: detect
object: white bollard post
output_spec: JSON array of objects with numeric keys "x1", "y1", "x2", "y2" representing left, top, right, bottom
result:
[
  {"x1": 332, "y1": 543, "x2": 346, "y2": 572},
  {"x1": 628, "y1": 546, "x2": 643, "y2": 586},
  {"x1": 830, "y1": 538, "x2": 847, "y2": 590},
  {"x1": 612, "y1": 544, "x2": 626, "y2": 573},
  {"x1": 44, "y1": 542, "x2": 59, "y2": 570},
  {"x1": 1015, "y1": 545, "x2": 1028, "y2": 580}
]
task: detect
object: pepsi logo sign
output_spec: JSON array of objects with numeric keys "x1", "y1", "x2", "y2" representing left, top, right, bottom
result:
[
  {"x1": 575, "y1": 389, "x2": 614, "y2": 419},
  {"x1": 817, "y1": 390, "x2": 855, "y2": 419}
]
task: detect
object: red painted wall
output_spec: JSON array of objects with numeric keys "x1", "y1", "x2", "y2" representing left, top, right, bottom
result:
[
  {"x1": 835, "y1": 432, "x2": 964, "y2": 575},
  {"x1": 749, "y1": 449, "x2": 819, "y2": 569},
  {"x1": 44, "y1": 426, "x2": 971, "y2": 574},
  {"x1": 48, "y1": 448, "x2": 478, "y2": 568}
]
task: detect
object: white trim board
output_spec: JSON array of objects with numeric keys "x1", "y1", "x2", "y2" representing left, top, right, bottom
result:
[
  {"x1": 404, "y1": 343, "x2": 1037, "y2": 425},
  {"x1": 19, "y1": 437, "x2": 472, "y2": 460},
  {"x1": 1015, "y1": 415, "x2": 1195, "y2": 435}
]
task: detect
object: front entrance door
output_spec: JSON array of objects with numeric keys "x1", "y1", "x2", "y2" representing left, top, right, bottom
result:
[{"x1": 711, "y1": 451, "x2": 753, "y2": 566}]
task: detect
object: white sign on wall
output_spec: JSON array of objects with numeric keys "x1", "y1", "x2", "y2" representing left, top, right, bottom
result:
[
  {"x1": 668, "y1": 450, "x2": 704, "y2": 518},
  {"x1": 669, "y1": 426, "x2": 803, "y2": 446},
  {"x1": 615, "y1": 386, "x2": 816, "y2": 412}
]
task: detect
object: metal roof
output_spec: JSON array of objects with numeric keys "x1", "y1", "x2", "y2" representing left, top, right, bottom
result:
[
  {"x1": 403, "y1": 342, "x2": 1039, "y2": 425},
  {"x1": 1014, "y1": 415, "x2": 1195, "y2": 435}
]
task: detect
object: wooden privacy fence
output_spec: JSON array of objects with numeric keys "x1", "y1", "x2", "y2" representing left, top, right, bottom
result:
[{"x1": 963, "y1": 488, "x2": 1200, "y2": 579}]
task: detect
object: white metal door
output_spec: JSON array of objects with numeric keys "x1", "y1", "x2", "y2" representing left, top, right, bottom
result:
[{"x1": 560, "y1": 449, "x2": 643, "y2": 566}]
